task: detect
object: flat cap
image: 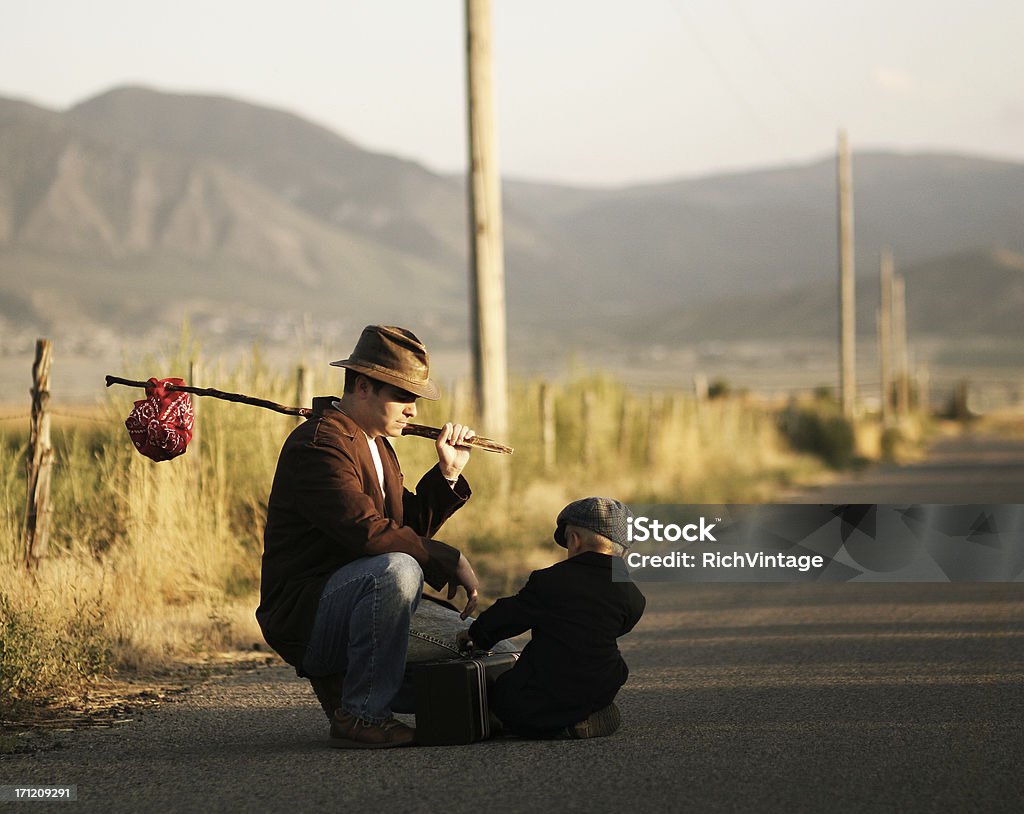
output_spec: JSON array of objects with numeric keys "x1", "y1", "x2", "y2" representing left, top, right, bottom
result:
[{"x1": 554, "y1": 496, "x2": 633, "y2": 549}]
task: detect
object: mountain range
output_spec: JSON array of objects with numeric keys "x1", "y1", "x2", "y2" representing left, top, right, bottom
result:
[{"x1": 2, "y1": 85, "x2": 1022, "y2": 372}]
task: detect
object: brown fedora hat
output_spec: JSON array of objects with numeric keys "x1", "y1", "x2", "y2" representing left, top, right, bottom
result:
[{"x1": 330, "y1": 325, "x2": 440, "y2": 400}]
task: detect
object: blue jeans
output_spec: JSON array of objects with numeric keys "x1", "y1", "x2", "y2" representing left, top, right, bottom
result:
[{"x1": 300, "y1": 553, "x2": 514, "y2": 723}]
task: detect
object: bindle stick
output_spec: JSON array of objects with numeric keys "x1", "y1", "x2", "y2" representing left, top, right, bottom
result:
[
  {"x1": 399, "y1": 423, "x2": 513, "y2": 455},
  {"x1": 105, "y1": 375, "x2": 312, "y2": 417},
  {"x1": 105, "y1": 375, "x2": 514, "y2": 454}
]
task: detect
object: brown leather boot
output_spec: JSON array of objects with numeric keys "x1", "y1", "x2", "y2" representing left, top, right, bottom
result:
[
  {"x1": 329, "y1": 709, "x2": 415, "y2": 749},
  {"x1": 308, "y1": 673, "x2": 345, "y2": 722}
]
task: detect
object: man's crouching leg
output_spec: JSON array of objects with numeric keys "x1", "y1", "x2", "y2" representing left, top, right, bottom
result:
[
  {"x1": 308, "y1": 672, "x2": 345, "y2": 722},
  {"x1": 301, "y1": 552, "x2": 423, "y2": 749}
]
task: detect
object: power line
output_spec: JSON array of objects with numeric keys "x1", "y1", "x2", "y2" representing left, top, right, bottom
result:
[
  {"x1": 725, "y1": 0, "x2": 834, "y2": 124},
  {"x1": 669, "y1": 1, "x2": 785, "y2": 151}
]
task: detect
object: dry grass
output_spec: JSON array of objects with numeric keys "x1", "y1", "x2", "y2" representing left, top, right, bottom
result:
[
  {"x1": 1, "y1": 352, "x2": 837, "y2": 712},
  {"x1": 975, "y1": 407, "x2": 1024, "y2": 438}
]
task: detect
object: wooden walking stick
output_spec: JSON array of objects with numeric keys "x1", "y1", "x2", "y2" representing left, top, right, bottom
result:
[
  {"x1": 105, "y1": 375, "x2": 514, "y2": 456},
  {"x1": 397, "y1": 423, "x2": 512, "y2": 455}
]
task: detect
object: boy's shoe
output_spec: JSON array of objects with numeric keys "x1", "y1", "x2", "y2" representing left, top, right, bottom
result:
[
  {"x1": 568, "y1": 702, "x2": 621, "y2": 739},
  {"x1": 308, "y1": 673, "x2": 346, "y2": 722},
  {"x1": 329, "y1": 709, "x2": 415, "y2": 749}
]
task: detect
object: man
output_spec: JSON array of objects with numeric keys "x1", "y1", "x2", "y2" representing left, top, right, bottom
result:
[{"x1": 256, "y1": 325, "x2": 481, "y2": 749}]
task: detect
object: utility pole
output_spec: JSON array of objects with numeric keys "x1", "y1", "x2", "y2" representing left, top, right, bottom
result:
[
  {"x1": 836, "y1": 129, "x2": 856, "y2": 419},
  {"x1": 917, "y1": 363, "x2": 930, "y2": 416},
  {"x1": 892, "y1": 275, "x2": 910, "y2": 416},
  {"x1": 878, "y1": 248, "x2": 893, "y2": 426},
  {"x1": 465, "y1": 0, "x2": 509, "y2": 438}
]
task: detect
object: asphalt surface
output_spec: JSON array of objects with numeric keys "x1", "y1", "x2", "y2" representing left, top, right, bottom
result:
[
  {"x1": 3, "y1": 430, "x2": 1023, "y2": 813},
  {"x1": 782, "y1": 431, "x2": 1024, "y2": 504}
]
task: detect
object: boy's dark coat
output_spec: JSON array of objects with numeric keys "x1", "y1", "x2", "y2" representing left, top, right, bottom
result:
[{"x1": 468, "y1": 551, "x2": 646, "y2": 734}]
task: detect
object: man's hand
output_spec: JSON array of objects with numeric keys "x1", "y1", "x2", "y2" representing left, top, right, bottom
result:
[
  {"x1": 447, "y1": 552, "x2": 480, "y2": 620},
  {"x1": 436, "y1": 422, "x2": 475, "y2": 482},
  {"x1": 456, "y1": 630, "x2": 475, "y2": 652}
]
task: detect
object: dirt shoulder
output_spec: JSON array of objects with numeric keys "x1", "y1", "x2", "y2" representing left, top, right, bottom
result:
[{"x1": 1, "y1": 652, "x2": 282, "y2": 755}]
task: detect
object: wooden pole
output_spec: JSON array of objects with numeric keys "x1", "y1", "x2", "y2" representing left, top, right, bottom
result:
[
  {"x1": 693, "y1": 372, "x2": 709, "y2": 404},
  {"x1": 449, "y1": 379, "x2": 463, "y2": 421},
  {"x1": 616, "y1": 396, "x2": 632, "y2": 460},
  {"x1": 645, "y1": 394, "x2": 661, "y2": 467},
  {"x1": 295, "y1": 364, "x2": 311, "y2": 427},
  {"x1": 878, "y1": 248, "x2": 894, "y2": 426},
  {"x1": 25, "y1": 339, "x2": 54, "y2": 568},
  {"x1": 581, "y1": 390, "x2": 594, "y2": 465},
  {"x1": 917, "y1": 363, "x2": 930, "y2": 416},
  {"x1": 836, "y1": 129, "x2": 857, "y2": 418},
  {"x1": 892, "y1": 275, "x2": 910, "y2": 416},
  {"x1": 540, "y1": 382, "x2": 556, "y2": 471},
  {"x1": 951, "y1": 380, "x2": 969, "y2": 421},
  {"x1": 465, "y1": 0, "x2": 509, "y2": 439}
]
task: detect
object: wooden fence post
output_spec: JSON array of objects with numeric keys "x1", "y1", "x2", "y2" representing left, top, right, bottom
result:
[
  {"x1": 295, "y1": 364, "x2": 311, "y2": 426},
  {"x1": 25, "y1": 339, "x2": 54, "y2": 569},
  {"x1": 617, "y1": 397, "x2": 632, "y2": 461},
  {"x1": 693, "y1": 373, "x2": 709, "y2": 404},
  {"x1": 693, "y1": 373, "x2": 708, "y2": 431},
  {"x1": 645, "y1": 394, "x2": 662, "y2": 467},
  {"x1": 540, "y1": 382, "x2": 556, "y2": 471},
  {"x1": 450, "y1": 379, "x2": 473, "y2": 424},
  {"x1": 581, "y1": 390, "x2": 594, "y2": 466},
  {"x1": 916, "y1": 364, "x2": 930, "y2": 415}
]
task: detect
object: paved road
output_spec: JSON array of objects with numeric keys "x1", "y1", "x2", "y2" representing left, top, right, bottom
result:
[
  {"x1": 3, "y1": 431, "x2": 1022, "y2": 813},
  {"x1": 782, "y1": 430, "x2": 1024, "y2": 504}
]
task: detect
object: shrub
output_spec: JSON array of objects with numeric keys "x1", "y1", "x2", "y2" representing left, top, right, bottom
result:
[
  {"x1": 778, "y1": 402, "x2": 856, "y2": 469},
  {"x1": 0, "y1": 592, "x2": 110, "y2": 712},
  {"x1": 880, "y1": 427, "x2": 903, "y2": 461}
]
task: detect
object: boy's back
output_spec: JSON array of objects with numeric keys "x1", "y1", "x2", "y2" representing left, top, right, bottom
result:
[{"x1": 467, "y1": 501, "x2": 646, "y2": 738}]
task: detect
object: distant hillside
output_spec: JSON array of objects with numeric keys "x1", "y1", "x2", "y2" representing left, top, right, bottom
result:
[
  {"x1": 642, "y1": 248, "x2": 1024, "y2": 343},
  {"x1": 1, "y1": 85, "x2": 1022, "y2": 363},
  {"x1": 506, "y1": 153, "x2": 1024, "y2": 310},
  {"x1": 66, "y1": 87, "x2": 471, "y2": 268},
  {"x1": 0, "y1": 91, "x2": 468, "y2": 337}
]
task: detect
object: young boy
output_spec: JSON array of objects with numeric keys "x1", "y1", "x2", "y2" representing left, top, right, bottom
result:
[{"x1": 457, "y1": 497, "x2": 646, "y2": 739}]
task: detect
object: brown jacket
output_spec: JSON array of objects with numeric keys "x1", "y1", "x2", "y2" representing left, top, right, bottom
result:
[{"x1": 256, "y1": 398, "x2": 467, "y2": 667}]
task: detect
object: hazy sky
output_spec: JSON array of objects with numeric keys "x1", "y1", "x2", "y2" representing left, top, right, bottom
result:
[{"x1": 3, "y1": 0, "x2": 1022, "y2": 185}]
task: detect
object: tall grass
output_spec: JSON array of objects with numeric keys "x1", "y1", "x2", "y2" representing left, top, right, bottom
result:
[{"x1": 1, "y1": 352, "x2": 827, "y2": 710}]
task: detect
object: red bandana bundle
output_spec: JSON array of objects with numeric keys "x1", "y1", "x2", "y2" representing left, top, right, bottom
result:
[{"x1": 124, "y1": 377, "x2": 195, "y2": 461}]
